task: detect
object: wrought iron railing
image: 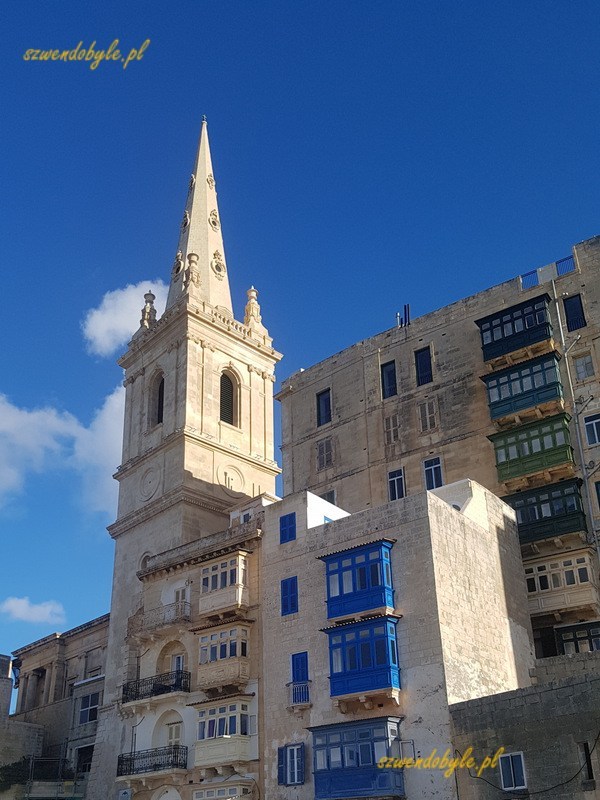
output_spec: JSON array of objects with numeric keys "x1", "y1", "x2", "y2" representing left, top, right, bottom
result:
[
  {"x1": 117, "y1": 744, "x2": 188, "y2": 776},
  {"x1": 122, "y1": 670, "x2": 191, "y2": 703},
  {"x1": 128, "y1": 601, "x2": 191, "y2": 634},
  {"x1": 287, "y1": 680, "x2": 311, "y2": 705}
]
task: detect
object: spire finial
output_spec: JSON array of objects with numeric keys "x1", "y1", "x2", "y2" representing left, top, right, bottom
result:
[
  {"x1": 140, "y1": 290, "x2": 157, "y2": 329},
  {"x1": 202, "y1": 115, "x2": 207, "y2": 123}
]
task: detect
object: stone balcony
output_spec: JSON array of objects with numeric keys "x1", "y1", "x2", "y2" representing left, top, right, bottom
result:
[
  {"x1": 199, "y1": 584, "x2": 249, "y2": 620},
  {"x1": 197, "y1": 658, "x2": 250, "y2": 691},
  {"x1": 127, "y1": 601, "x2": 191, "y2": 638},
  {"x1": 194, "y1": 734, "x2": 252, "y2": 770},
  {"x1": 528, "y1": 582, "x2": 600, "y2": 617}
]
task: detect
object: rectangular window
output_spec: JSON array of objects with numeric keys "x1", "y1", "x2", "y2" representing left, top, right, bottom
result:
[
  {"x1": 579, "y1": 742, "x2": 595, "y2": 781},
  {"x1": 281, "y1": 577, "x2": 298, "y2": 616},
  {"x1": 490, "y1": 414, "x2": 572, "y2": 472},
  {"x1": 199, "y1": 627, "x2": 249, "y2": 664},
  {"x1": 504, "y1": 480, "x2": 583, "y2": 526},
  {"x1": 201, "y1": 557, "x2": 245, "y2": 594},
  {"x1": 574, "y1": 353, "x2": 594, "y2": 381},
  {"x1": 388, "y1": 469, "x2": 405, "y2": 501},
  {"x1": 79, "y1": 692, "x2": 100, "y2": 725},
  {"x1": 476, "y1": 296, "x2": 550, "y2": 350},
  {"x1": 198, "y1": 703, "x2": 252, "y2": 740},
  {"x1": 524, "y1": 554, "x2": 591, "y2": 596},
  {"x1": 585, "y1": 414, "x2": 600, "y2": 446},
  {"x1": 317, "y1": 438, "x2": 333, "y2": 469},
  {"x1": 424, "y1": 457, "x2": 443, "y2": 490},
  {"x1": 418, "y1": 400, "x2": 436, "y2": 432},
  {"x1": 316, "y1": 389, "x2": 331, "y2": 426},
  {"x1": 415, "y1": 346, "x2": 433, "y2": 386},
  {"x1": 558, "y1": 622, "x2": 600, "y2": 654},
  {"x1": 563, "y1": 294, "x2": 587, "y2": 332},
  {"x1": 384, "y1": 413, "x2": 400, "y2": 444},
  {"x1": 279, "y1": 512, "x2": 297, "y2": 544},
  {"x1": 278, "y1": 743, "x2": 305, "y2": 785},
  {"x1": 499, "y1": 752, "x2": 526, "y2": 790},
  {"x1": 312, "y1": 719, "x2": 401, "y2": 775},
  {"x1": 323, "y1": 541, "x2": 394, "y2": 618},
  {"x1": 319, "y1": 490, "x2": 336, "y2": 505},
  {"x1": 380, "y1": 361, "x2": 397, "y2": 399}
]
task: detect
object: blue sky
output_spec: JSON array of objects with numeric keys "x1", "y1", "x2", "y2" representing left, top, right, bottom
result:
[{"x1": 1, "y1": 1, "x2": 599, "y2": 660}]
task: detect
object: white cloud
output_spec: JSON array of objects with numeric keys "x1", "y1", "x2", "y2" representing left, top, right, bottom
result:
[
  {"x1": 0, "y1": 596, "x2": 66, "y2": 625},
  {"x1": 82, "y1": 280, "x2": 168, "y2": 357},
  {"x1": 0, "y1": 388, "x2": 124, "y2": 516}
]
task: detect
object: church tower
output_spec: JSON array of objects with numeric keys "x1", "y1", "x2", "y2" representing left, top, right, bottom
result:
[{"x1": 87, "y1": 121, "x2": 281, "y2": 798}]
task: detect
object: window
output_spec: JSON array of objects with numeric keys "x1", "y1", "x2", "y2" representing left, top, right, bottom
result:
[
  {"x1": 499, "y1": 752, "x2": 526, "y2": 790},
  {"x1": 278, "y1": 743, "x2": 305, "y2": 785},
  {"x1": 220, "y1": 373, "x2": 235, "y2": 425},
  {"x1": 317, "y1": 389, "x2": 331, "y2": 426},
  {"x1": 574, "y1": 353, "x2": 594, "y2": 381},
  {"x1": 596, "y1": 481, "x2": 600, "y2": 511},
  {"x1": 476, "y1": 296, "x2": 550, "y2": 349},
  {"x1": 558, "y1": 622, "x2": 600, "y2": 655},
  {"x1": 579, "y1": 742, "x2": 595, "y2": 781},
  {"x1": 197, "y1": 702, "x2": 255, "y2": 740},
  {"x1": 483, "y1": 355, "x2": 561, "y2": 411},
  {"x1": 490, "y1": 414, "x2": 571, "y2": 474},
  {"x1": 199, "y1": 627, "x2": 249, "y2": 664},
  {"x1": 168, "y1": 723, "x2": 182, "y2": 746},
  {"x1": 585, "y1": 414, "x2": 600, "y2": 446},
  {"x1": 194, "y1": 789, "x2": 250, "y2": 799},
  {"x1": 281, "y1": 577, "x2": 298, "y2": 615},
  {"x1": 424, "y1": 457, "x2": 443, "y2": 490},
  {"x1": 380, "y1": 361, "x2": 397, "y2": 399},
  {"x1": 280, "y1": 512, "x2": 297, "y2": 544},
  {"x1": 563, "y1": 294, "x2": 587, "y2": 332},
  {"x1": 149, "y1": 372, "x2": 165, "y2": 427},
  {"x1": 312, "y1": 718, "x2": 402, "y2": 775},
  {"x1": 326, "y1": 618, "x2": 400, "y2": 696},
  {"x1": 384, "y1": 413, "x2": 400, "y2": 444},
  {"x1": 317, "y1": 438, "x2": 333, "y2": 469},
  {"x1": 388, "y1": 469, "x2": 405, "y2": 501},
  {"x1": 319, "y1": 490, "x2": 336, "y2": 505},
  {"x1": 525, "y1": 555, "x2": 591, "y2": 597},
  {"x1": 505, "y1": 481, "x2": 583, "y2": 526},
  {"x1": 415, "y1": 346, "x2": 433, "y2": 386},
  {"x1": 290, "y1": 652, "x2": 310, "y2": 704},
  {"x1": 201, "y1": 556, "x2": 246, "y2": 594},
  {"x1": 79, "y1": 692, "x2": 100, "y2": 725},
  {"x1": 418, "y1": 400, "x2": 436, "y2": 432},
  {"x1": 171, "y1": 653, "x2": 185, "y2": 672},
  {"x1": 322, "y1": 541, "x2": 394, "y2": 618}
]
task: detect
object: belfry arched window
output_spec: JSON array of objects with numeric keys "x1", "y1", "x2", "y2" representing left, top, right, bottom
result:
[
  {"x1": 149, "y1": 372, "x2": 165, "y2": 428},
  {"x1": 220, "y1": 371, "x2": 239, "y2": 427}
]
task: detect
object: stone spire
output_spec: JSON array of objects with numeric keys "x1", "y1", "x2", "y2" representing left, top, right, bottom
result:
[
  {"x1": 140, "y1": 290, "x2": 157, "y2": 329},
  {"x1": 165, "y1": 119, "x2": 234, "y2": 314}
]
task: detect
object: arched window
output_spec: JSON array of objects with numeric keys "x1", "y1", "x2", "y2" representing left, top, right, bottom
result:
[
  {"x1": 149, "y1": 372, "x2": 165, "y2": 428},
  {"x1": 220, "y1": 372, "x2": 235, "y2": 426}
]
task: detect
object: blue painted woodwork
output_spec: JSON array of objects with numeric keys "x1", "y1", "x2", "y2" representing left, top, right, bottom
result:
[{"x1": 322, "y1": 541, "x2": 394, "y2": 619}]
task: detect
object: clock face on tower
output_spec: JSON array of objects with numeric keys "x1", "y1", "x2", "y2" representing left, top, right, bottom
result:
[
  {"x1": 139, "y1": 466, "x2": 161, "y2": 501},
  {"x1": 216, "y1": 463, "x2": 245, "y2": 497}
]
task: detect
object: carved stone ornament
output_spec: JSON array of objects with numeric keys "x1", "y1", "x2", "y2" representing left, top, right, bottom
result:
[
  {"x1": 172, "y1": 250, "x2": 184, "y2": 276},
  {"x1": 207, "y1": 173, "x2": 215, "y2": 189},
  {"x1": 189, "y1": 174, "x2": 196, "y2": 190},
  {"x1": 139, "y1": 466, "x2": 161, "y2": 501},
  {"x1": 181, "y1": 210, "x2": 190, "y2": 230},
  {"x1": 209, "y1": 209, "x2": 220, "y2": 231},
  {"x1": 211, "y1": 250, "x2": 226, "y2": 279}
]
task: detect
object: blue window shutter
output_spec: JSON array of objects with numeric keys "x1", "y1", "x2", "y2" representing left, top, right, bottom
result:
[
  {"x1": 280, "y1": 512, "x2": 297, "y2": 544},
  {"x1": 281, "y1": 579, "x2": 289, "y2": 615},
  {"x1": 277, "y1": 746, "x2": 286, "y2": 785},
  {"x1": 298, "y1": 743, "x2": 305, "y2": 784},
  {"x1": 290, "y1": 576, "x2": 298, "y2": 613},
  {"x1": 281, "y1": 577, "x2": 298, "y2": 615},
  {"x1": 292, "y1": 652, "x2": 308, "y2": 682}
]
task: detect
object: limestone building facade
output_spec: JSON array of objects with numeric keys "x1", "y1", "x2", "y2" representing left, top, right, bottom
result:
[{"x1": 277, "y1": 236, "x2": 600, "y2": 658}]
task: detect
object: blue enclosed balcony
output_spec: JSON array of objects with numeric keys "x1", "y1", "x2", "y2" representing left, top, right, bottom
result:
[
  {"x1": 320, "y1": 540, "x2": 395, "y2": 620},
  {"x1": 503, "y1": 480, "x2": 587, "y2": 545},
  {"x1": 475, "y1": 295, "x2": 553, "y2": 364},
  {"x1": 311, "y1": 718, "x2": 405, "y2": 800},
  {"x1": 482, "y1": 354, "x2": 563, "y2": 423},
  {"x1": 324, "y1": 616, "x2": 400, "y2": 700}
]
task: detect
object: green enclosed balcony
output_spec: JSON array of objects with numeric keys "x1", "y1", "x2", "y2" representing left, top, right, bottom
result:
[
  {"x1": 475, "y1": 294, "x2": 553, "y2": 365},
  {"x1": 489, "y1": 413, "x2": 574, "y2": 485},
  {"x1": 503, "y1": 480, "x2": 587, "y2": 545},
  {"x1": 482, "y1": 354, "x2": 563, "y2": 423}
]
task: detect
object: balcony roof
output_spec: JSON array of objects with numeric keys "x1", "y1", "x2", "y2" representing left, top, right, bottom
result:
[{"x1": 317, "y1": 537, "x2": 396, "y2": 560}]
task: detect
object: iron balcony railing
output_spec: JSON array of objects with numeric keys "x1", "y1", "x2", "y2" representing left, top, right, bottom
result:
[
  {"x1": 116, "y1": 744, "x2": 188, "y2": 776},
  {"x1": 128, "y1": 600, "x2": 191, "y2": 634},
  {"x1": 287, "y1": 680, "x2": 311, "y2": 705},
  {"x1": 122, "y1": 670, "x2": 191, "y2": 703}
]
